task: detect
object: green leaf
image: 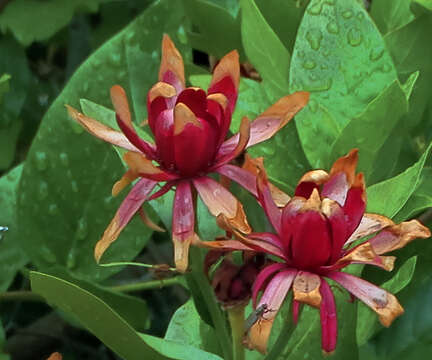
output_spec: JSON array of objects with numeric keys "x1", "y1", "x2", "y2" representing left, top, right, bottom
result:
[
  {"x1": 0, "y1": 164, "x2": 28, "y2": 291},
  {"x1": 30, "y1": 271, "x2": 169, "y2": 360},
  {"x1": 240, "y1": 0, "x2": 291, "y2": 98},
  {"x1": 0, "y1": 0, "x2": 105, "y2": 46},
  {"x1": 16, "y1": 0, "x2": 188, "y2": 282},
  {"x1": 395, "y1": 167, "x2": 432, "y2": 221},
  {"x1": 330, "y1": 80, "x2": 408, "y2": 180},
  {"x1": 367, "y1": 141, "x2": 432, "y2": 217},
  {"x1": 370, "y1": 0, "x2": 415, "y2": 34},
  {"x1": 289, "y1": 0, "x2": 398, "y2": 167},
  {"x1": 356, "y1": 256, "x2": 417, "y2": 346},
  {"x1": 255, "y1": 0, "x2": 308, "y2": 54},
  {"x1": 139, "y1": 333, "x2": 223, "y2": 360},
  {"x1": 0, "y1": 74, "x2": 10, "y2": 104},
  {"x1": 182, "y1": 0, "x2": 244, "y2": 59}
]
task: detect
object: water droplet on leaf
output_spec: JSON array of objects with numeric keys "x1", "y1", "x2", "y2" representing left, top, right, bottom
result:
[
  {"x1": 306, "y1": 29, "x2": 323, "y2": 50},
  {"x1": 77, "y1": 218, "x2": 88, "y2": 241},
  {"x1": 59, "y1": 152, "x2": 69, "y2": 167},
  {"x1": 35, "y1": 152, "x2": 48, "y2": 171},
  {"x1": 302, "y1": 60, "x2": 317, "y2": 70},
  {"x1": 38, "y1": 181, "x2": 48, "y2": 200},
  {"x1": 48, "y1": 203, "x2": 59, "y2": 215},
  {"x1": 381, "y1": 63, "x2": 392, "y2": 73},
  {"x1": 369, "y1": 48, "x2": 384, "y2": 61},
  {"x1": 40, "y1": 246, "x2": 57, "y2": 264},
  {"x1": 71, "y1": 180, "x2": 79, "y2": 193},
  {"x1": 342, "y1": 10, "x2": 353, "y2": 19},
  {"x1": 307, "y1": 3, "x2": 323, "y2": 15},
  {"x1": 347, "y1": 27, "x2": 362, "y2": 46},
  {"x1": 308, "y1": 99, "x2": 318, "y2": 113},
  {"x1": 326, "y1": 21, "x2": 339, "y2": 34}
]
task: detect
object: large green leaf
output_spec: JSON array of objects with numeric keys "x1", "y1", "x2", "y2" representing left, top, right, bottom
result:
[
  {"x1": 330, "y1": 79, "x2": 408, "y2": 181},
  {"x1": 16, "y1": 0, "x2": 189, "y2": 281},
  {"x1": 289, "y1": 0, "x2": 398, "y2": 167},
  {"x1": 356, "y1": 256, "x2": 417, "y2": 346},
  {"x1": 240, "y1": 0, "x2": 290, "y2": 98},
  {"x1": 0, "y1": 74, "x2": 10, "y2": 104},
  {"x1": 370, "y1": 0, "x2": 415, "y2": 34},
  {"x1": 0, "y1": 164, "x2": 28, "y2": 291},
  {"x1": 182, "y1": 0, "x2": 244, "y2": 59},
  {"x1": 30, "y1": 271, "x2": 170, "y2": 360},
  {"x1": 367, "y1": 141, "x2": 432, "y2": 218},
  {"x1": 0, "y1": 0, "x2": 105, "y2": 46}
]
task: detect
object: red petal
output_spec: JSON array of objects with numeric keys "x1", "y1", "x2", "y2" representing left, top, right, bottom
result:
[
  {"x1": 208, "y1": 50, "x2": 239, "y2": 114},
  {"x1": 153, "y1": 109, "x2": 175, "y2": 169},
  {"x1": 320, "y1": 279, "x2": 338, "y2": 354},
  {"x1": 252, "y1": 263, "x2": 287, "y2": 308},
  {"x1": 343, "y1": 186, "x2": 366, "y2": 236},
  {"x1": 257, "y1": 170, "x2": 282, "y2": 234},
  {"x1": 345, "y1": 213, "x2": 395, "y2": 246},
  {"x1": 292, "y1": 299, "x2": 301, "y2": 325},
  {"x1": 159, "y1": 35, "x2": 185, "y2": 92},
  {"x1": 172, "y1": 180, "x2": 195, "y2": 272},
  {"x1": 147, "y1": 181, "x2": 176, "y2": 201},
  {"x1": 295, "y1": 170, "x2": 329, "y2": 198},
  {"x1": 215, "y1": 164, "x2": 258, "y2": 197},
  {"x1": 94, "y1": 179, "x2": 157, "y2": 262}
]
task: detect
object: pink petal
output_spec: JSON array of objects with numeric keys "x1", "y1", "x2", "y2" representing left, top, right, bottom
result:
[
  {"x1": 215, "y1": 164, "x2": 258, "y2": 197},
  {"x1": 147, "y1": 181, "x2": 177, "y2": 201},
  {"x1": 292, "y1": 299, "x2": 301, "y2": 325},
  {"x1": 249, "y1": 232, "x2": 283, "y2": 249},
  {"x1": 172, "y1": 180, "x2": 195, "y2": 272},
  {"x1": 345, "y1": 213, "x2": 395, "y2": 246},
  {"x1": 327, "y1": 271, "x2": 404, "y2": 327},
  {"x1": 252, "y1": 263, "x2": 288, "y2": 308},
  {"x1": 320, "y1": 279, "x2": 338, "y2": 354},
  {"x1": 94, "y1": 178, "x2": 158, "y2": 262},
  {"x1": 257, "y1": 171, "x2": 282, "y2": 234},
  {"x1": 343, "y1": 186, "x2": 366, "y2": 237},
  {"x1": 321, "y1": 172, "x2": 349, "y2": 206}
]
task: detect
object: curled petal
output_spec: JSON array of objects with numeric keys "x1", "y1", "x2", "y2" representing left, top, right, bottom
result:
[
  {"x1": 173, "y1": 102, "x2": 202, "y2": 135},
  {"x1": 252, "y1": 263, "x2": 288, "y2": 308},
  {"x1": 193, "y1": 176, "x2": 251, "y2": 234},
  {"x1": 216, "y1": 164, "x2": 258, "y2": 197},
  {"x1": 293, "y1": 271, "x2": 322, "y2": 308},
  {"x1": 343, "y1": 177, "x2": 366, "y2": 236},
  {"x1": 198, "y1": 238, "x2": 256, "y2": 252},
  {"x1": 172, "y1": 181, "x2": 195, "y2": 272},
  {"x1": 139, "y1": 207, "x2": 165, "y2": 233},
  {"x1": 159, "y1": 34, "x2": 185, "y2": 91},
  {"x1": 123, "y1": 152, "x2": 178, "y2": 181},
  {"x1": 327, "y1": 272, "x2": 404, "y2": 327},
  {"x1": 214, "y1": 116, "x2": 250, "y2": 166},
  {"x1": 65, "y1": 105, "x2": 139, "y2": 152},
  {"x1": 295, "y1": 170, "x2": 329, "y2": 198},
  {"x1": 148, "y1": 81, "x2": 177, "y2": 102},
  {"x1": 345, "y1": 213, "x2": 395, "y2": 246},
  {"x1": 247, "y1": 269, "x2": 297, "y2": 354},
  {"x1": 320, "y1": 279, "x2": 338, "y2": 355},
  {"x1": 257, "y1": 168, "x2": 282, "y2": 234},
  {"x1": 219, "y1": 91, "x2": 310, "y2": 156},
  {"x1": 94, "y1": 179, "x2": 158, "y2": 262},
  {"x1": 329, "y1": 149, "x2": 359, "y2": 185},
  {"x1": 368, "y1": 220, "x2": 431, "y2": 255},
  {"x1": 112, "y1": 169, "x2": 139, "y2": 196}
]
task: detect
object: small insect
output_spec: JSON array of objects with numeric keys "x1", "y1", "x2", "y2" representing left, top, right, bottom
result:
[{"x1": 244, "y1": 304, "x2": 273, "y2": 334}]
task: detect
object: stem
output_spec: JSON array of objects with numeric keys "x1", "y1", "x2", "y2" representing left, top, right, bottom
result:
[
  {"x1": 0, "y1": 276, "x2": 185, "y2": 302},
  {"x1": 227, "y1": 305, "x2": 245, "y2": 360},
  {"x1": 264, "y1": 302, "x2": 303, "y2": 360},
  {"x1": 186, "y1": 246, "x2": 233, "y2": 360}
]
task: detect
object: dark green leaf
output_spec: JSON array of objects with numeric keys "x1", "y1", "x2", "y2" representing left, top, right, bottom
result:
[
  {"x1": 289, "y1": 0, "x2": 398, "y2": 167},
  {"x1": 0, "y1": 74, "x2": 10, "y2": 104},
  {"x1": 370, "y1": 0, "x2": 414, "y2": 34},
  {"x1": 0, "y1": 164, "x2": 28, "y2": 291},
  {"x1": 367, "y1": 141, "x2": 432, "y2": 217},
  {"x1": 30, "y1": 271, "x2": 169, "y2": 360},
  {"x1": 16, "y1": 0, "x2": 188, "y2": 281},
  {"x1": 240, "y1": 0, "x2": 290, "y2": 98}
]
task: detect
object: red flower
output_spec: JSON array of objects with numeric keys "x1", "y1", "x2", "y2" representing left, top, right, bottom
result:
[
  {"x1": 66, "y1": 35, "x2": 309, "y2": 272},
  {"x1": 203, "y1": 150, "x2": 430, "y2": 353}
]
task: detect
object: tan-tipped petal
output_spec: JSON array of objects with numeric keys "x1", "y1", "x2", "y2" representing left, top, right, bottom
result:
[
  {"x1": 174, "y1": 103, "x2": 202, "y2": 135},
  {"x1": 148, "y1": 81, "x2": 177, "y2": 102},
  {"x1": 139, "y1": 207, "x2": 165, "y2": 233},
  {"x1": 174, "y1": 233, "x2": 193, "y2": 273},
  {"x1": 369, "y1": 220, "x2": 431, "y2": 255},
  {"x1": 293, "y1": 272, "x2": 322, "y2": 308},
  {"x1": 301, "y1": 188, "x2": 322, "y2": 212},
  {"x1": 65, "y1": 105, "x2": 139, "y2": 152},
  {"x1": 345, "y1": 213, "x2": 395, "y2": 246},
  {"x1": 95, "y1": 215, "x2": 121, "y2": 263},
  {"x1": 329, "y1": 149, "x2": 359, "y2": 186},
  {"x1": 159, "y1": 34, "x2": 185, "y2": 87},
  {"x1": 112, "y1": 169, "x2": 138, "y2": 196},
  {"x1": 245, "y1": 318, "x2": 273, "y2": 354},
  {"x1": 210, "y1": 50, "x2": 240, "y2": 92},
  {"x1": 110, "y1": 85, "x2": 132, "y2": 127},
  {"x1": 123, "y1": 151, "x2": 175, "y2": 180},
  {"x1": 207, "y1": 93, "x2": 228, "y2": 110},
  {"x1": 298, "y1": 169, "x2": 330, "y2": 186},
  {"x1": 47, "y1": 353, "x2": 62, "y2": 360}
]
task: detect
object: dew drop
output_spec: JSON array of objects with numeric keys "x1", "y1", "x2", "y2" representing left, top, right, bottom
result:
[
  {"x1": 104, "y1": 196, "x2": 113, "y2": 209},
  {"x1": 40, "y1": 246, "x2": 57, "y2": 264},
  {"x1": 35, "y1": 152, "x2": 48, "y2": 171},
  {"x1": 326, "y1": 21, "x2": 339, "y2": 34},
  {"x1": 381, "y1": 63, "x2": 392, "y2": 73},
  {"x1": 369, "y1": 48, "x2": 384, "y2": 61},
  {"x1": 357, "y1": 12, "x2": 365, "y2": 20},
  {"x1": 347, "y1": 27, "x2": 362, "y2": 47},
  {"x1": 307, "y1": 3, "x2": 323, "y2": 15},
  {"x1": 67, "y1": 250, "x2": 77, "y2": 270},
  {"x1": 151, "y1": 50, "x2": 159, "y2": 60},
  {"x1": 83, "y1": 82, "x2": 89, "y2": 93},
  {"x1": 306, "y1": 29, "x2": 323, "y2": 51},
  {"x1": 302, "y1": 60, "x2": 317, "y2": 70},
  {"x1": 38, "y1": 181, "x2": 48, "y2": 200},
  {"x1": 125, "y1": 31, "x2": 137, "y2": 46},
  {"x1": 48, "y1": 203, "x2": 59, "y2": 215},
  {"x1": 77, "y1": 217, "x2": 88, "y2": 241},
  {"x1": 298, "y1": 50, "x2": 305, "y2": 58},
  {"x1": 59, "y1": 152, "x2": 69, "y2": 167},
  {"x1": 71, "y1": 180, "x2": 79, "y2": 193},
  {"x1": 342, "y1": 10, "x2": 353, "y2": 19},
  {"x1": 177, "y1": 25, "x2": 187, "y2": 44},
  {"x1": 308, "y1": 99, "x2": 318, "y2": 113},
  {"x1": 110, "y1": 53, "x2": 122, "y2": 67},
  {"x1": 261, "y1": 146, "x2": 275, "y2": 156}
]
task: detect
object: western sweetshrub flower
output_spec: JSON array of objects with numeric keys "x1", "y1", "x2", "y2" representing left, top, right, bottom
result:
[
  {"x1": 203, "y1": 149, "x2": 430, "y2": 353},
  {"x1": 66, "y1": 35, "x2": 309, "y2": 272}
]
